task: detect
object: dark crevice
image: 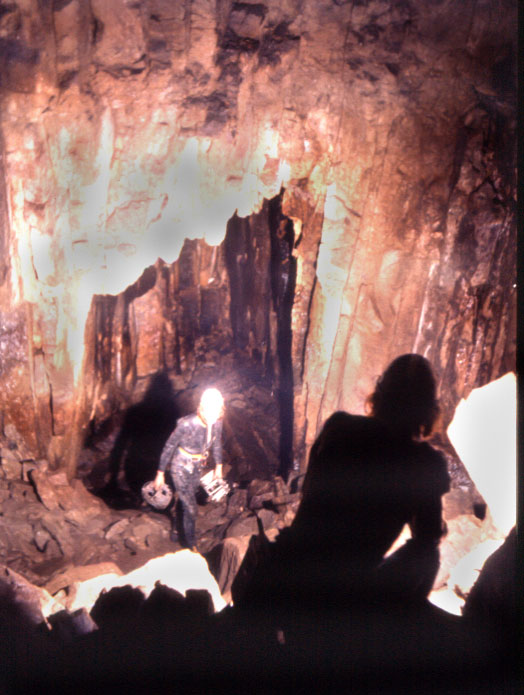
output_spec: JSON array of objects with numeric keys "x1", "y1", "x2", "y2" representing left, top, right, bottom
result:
[
  {"x1": 223, "y1": 195, "x2": 297, "y2": 480},
  {"x1": 268, "y1": 192, "x2": 296, "y2": 480}
]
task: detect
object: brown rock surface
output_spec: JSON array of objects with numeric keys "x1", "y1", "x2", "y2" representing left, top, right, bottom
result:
[
  {"x1": 0, "y1": 3, "x2": 516, "y2": 633},
  {"x1": 0, "y1": 0, "x2": 514, "y2": 479}
]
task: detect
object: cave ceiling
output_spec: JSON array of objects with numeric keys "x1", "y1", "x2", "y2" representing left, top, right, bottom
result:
[{"x1": 0, "y1": 0, "x2": 516, "y2": 477}]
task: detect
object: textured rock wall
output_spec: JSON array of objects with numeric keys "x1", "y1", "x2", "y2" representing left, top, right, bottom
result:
[{"x1": 0, "y1": 0, "x2": 516, "y2": 473}]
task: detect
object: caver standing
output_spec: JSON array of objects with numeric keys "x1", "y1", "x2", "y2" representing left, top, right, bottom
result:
[{"x1": 153, "y1": 388, "x2": 224, "y2": 550}]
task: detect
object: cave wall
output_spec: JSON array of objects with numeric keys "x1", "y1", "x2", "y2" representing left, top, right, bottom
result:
[{"x1": 0, "y1": 0, "x2": 516, "y2": 473}]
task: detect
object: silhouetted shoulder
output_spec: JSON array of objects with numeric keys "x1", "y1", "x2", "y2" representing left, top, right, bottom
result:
[
  {"x1": 302, "y1": 412, "x2": 392, "y2": 500},
  {"x1": 407, "y1": 441, "x2": 450, "y2": 497},
  {"x1": 312, "y1": 411, "x2": 388, "y2": 456}
]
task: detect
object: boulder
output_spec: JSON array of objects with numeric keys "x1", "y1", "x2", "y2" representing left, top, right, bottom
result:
[
  {"x1": 104, "y1": 518, "x2": 131, "y2": 540},
  {"x1": 225, "y1": 512, "x2": 259, "y2": 539},
  {"x1": 205, "y1": 535, "x2": 251, "y2": 604},
  {"x1": 28, "y1": 467, "x2": 61, "y2": 511}
]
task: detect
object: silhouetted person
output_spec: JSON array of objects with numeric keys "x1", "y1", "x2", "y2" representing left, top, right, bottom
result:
[
  {"x1": 234, "y1": 354, "x2": 449, "y2": 619},
  {"x1": 104, "y1": 371, "x2": 178, "y2": 506},
  {"x1": 153, "y1": 388, "x2": 225, "y2": 550}
]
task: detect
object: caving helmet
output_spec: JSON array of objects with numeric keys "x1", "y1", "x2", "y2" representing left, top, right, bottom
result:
[{"x1": 141, "y1": 480, "x2": 173, "y2": 510}]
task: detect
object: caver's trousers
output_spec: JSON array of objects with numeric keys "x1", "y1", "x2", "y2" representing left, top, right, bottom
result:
[{"x1": 170, "y1": 454, "x2": 203, "y2": 548}]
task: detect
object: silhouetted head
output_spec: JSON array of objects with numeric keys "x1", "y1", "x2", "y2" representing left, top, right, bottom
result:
[{"x1": 369, "y1": 354, "x2": 439, "y2": 438}]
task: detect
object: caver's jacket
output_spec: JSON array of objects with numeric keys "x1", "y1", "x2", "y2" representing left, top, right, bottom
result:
[{"x1": 158, "y1": 414, "x2": 223, "y2": 473}]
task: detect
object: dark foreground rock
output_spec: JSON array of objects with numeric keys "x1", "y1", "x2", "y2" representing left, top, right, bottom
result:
[
  {"x1": 1, "y1": 526, "x2": 520, "y2": 695},
  {"x1": 5, "y1": 593, "x2": 518, "y2": 695}
]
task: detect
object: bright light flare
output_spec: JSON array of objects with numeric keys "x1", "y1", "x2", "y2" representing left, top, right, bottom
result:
[
  {"x1": 447, "y1": 372, "x2": 516, "y2": 537},
  {"x1": 66, "y1": 551, "x2": 226, "y2": 616},
  {"x1": 199, "y1": 387, "x2": 225, "y2": 425}
]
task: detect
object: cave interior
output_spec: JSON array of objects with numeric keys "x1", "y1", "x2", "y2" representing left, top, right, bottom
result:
[{"x1": 0, "y1": 0, "x2": 518, "y2": 692}]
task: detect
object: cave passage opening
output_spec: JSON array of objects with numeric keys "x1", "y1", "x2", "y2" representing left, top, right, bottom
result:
[{"x1": 80, "y1": 191, "x2": 298, "y2": 506}]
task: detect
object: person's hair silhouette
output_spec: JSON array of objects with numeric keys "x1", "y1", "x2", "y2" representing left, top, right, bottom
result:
[{"x1": 368, "y1": 353, "x2": 440, "y2": 438}]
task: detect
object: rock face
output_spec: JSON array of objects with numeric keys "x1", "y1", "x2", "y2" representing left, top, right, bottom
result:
[{"x1": 0, "y1": 0, "x2": 516, "y2": 480}]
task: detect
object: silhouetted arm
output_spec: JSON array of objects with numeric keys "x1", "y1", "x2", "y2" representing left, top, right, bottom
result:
[
  {"x1": 409, "y1": 445, "x2": 449, "y2": 545},
  {"x1": 410, "y1": 497, "x2": 445, "y2": 545}
]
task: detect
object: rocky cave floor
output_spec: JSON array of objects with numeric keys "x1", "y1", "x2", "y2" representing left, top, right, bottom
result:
[
  {"x1": 0, "y1": 356, "x2": 518, "y2": 693},
  {"x1": 0, "y1": 349, "x2": 508, "y2": 614},
  {"x1": 0, "y1": 352, "x2": 296, "y2": 591}
]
